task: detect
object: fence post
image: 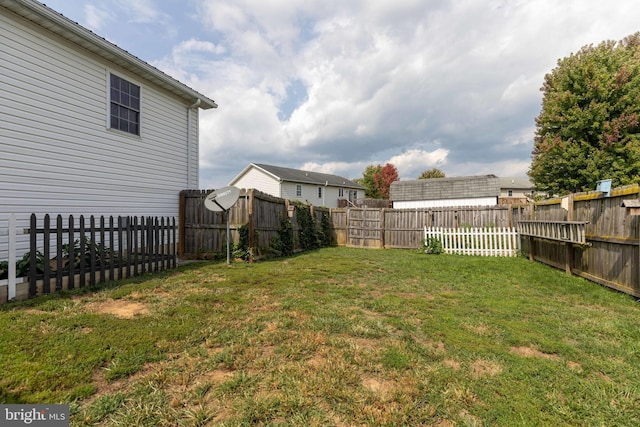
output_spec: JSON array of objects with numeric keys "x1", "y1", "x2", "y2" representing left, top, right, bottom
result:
[
  {"x1": 565, "y1": 194, "x2": 575, "y2": 274},
  {"x1": 248, "y1": 189, "x2": 256, "y2": 251},
  {"x1": 380, "y1": 208, "x2": 386, "y2": 248},
  {"x1": 178, "y1": 190, "x2": 186, "y2": 257},
  {"x1": 29, "y1": 214, "x2": 37, "y2": 297},
  {"x1": 8, "y1": 213, "x2": 16, "y2": 301}
]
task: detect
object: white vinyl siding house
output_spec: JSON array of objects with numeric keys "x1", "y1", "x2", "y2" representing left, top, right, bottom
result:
[
  {"x1": 0, "y1": 0, "x2": 216, "y2": 262},
  {"x1": 230, "y1": 163, "x2": 364, "y2": 208},
  {"x1": 498, "y1": 177, "x2": 534, "y2": 200},
  {"x1": 229, "y1": 166, "x2": 282, "y2": 197}
]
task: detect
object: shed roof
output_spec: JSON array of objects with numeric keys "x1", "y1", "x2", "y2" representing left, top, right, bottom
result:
[
  {"x1": 390, "y1": 175, "x2": 500, "y2": 201},
  {"x1": 1, "y1": 0, "x2": 217, "y2": 109},
  {"x1": 248, "y1": 163, "x2": 364, "y2": 189}
]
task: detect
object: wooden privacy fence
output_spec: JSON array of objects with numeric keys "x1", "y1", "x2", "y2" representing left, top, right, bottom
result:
[
  {"x1": 19, "y1": 214, "x2": 176, "y2": 301},
  {"x1": 181, "y1": 192, "x2": 523, "y2": 254},
  {"x1": 331, "y1": 205, "x2": 519, "y2": 249},
  {"x1": 519, "y1": 184, "x2": 640, "y2": 298},
  {"x1": 180, "y1": 189, "x2": 330, "y2": 256},
  {"x1": 424, "y1": 227, "x2": 519, "y2": 257}
]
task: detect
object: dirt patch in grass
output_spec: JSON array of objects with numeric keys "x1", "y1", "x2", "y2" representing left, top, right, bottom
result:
[
  {"x1": 203, "y1": 367, "x2": 236, "y2": 384},
  {"x1": 85, "y1": 299, "x2": 150, "y2": 318},
  {"x1": 362, "y1": 376, "x2": 395, "y2": 399},
  {"x1": 444, "y1": 359, "x2": 461, "y2": 370},
  {"x1": 567, "y1": 361, "x2": 582, "y2": 371},
  {"x1": 510, "y1": 346, "x2": 560, "y2": 361},
  {"x1": 425, "y1": 340, "x2": 447, "y2": 355},
  {"x1": 395, "y1": 292, "x2": 419, "y2": 298},
  {"x1": 352, "y1": 337, "x2": 378, "y2": 350},
  {"x1": 471, "y1": 359, "x2": 503, "y2": 378},
  {"x1": 89, "y1": 361, "x2": 158, "y2": 402}
]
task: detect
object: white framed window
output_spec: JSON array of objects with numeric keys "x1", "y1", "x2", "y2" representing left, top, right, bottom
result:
[
  {"x1": 109, "y1": 73, "x2": 140, "y2": 135},
  {"x1": 296, "y1": 184, "x2": 302, "y2": 197},
  {"x1": 508, "y1": 190, "x2": 513, "y2": 197},
  {"x1": 339, "y1": 188, "x2": 344, "y2": 197}
]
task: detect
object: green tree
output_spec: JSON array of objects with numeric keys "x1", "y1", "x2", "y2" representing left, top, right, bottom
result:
[
  {"x1": 529, "y1": 33, "x2": 640, "y2": 195},
  {"x1": 361, "y1": 164, "x2": 383, "y2": 198},
  {"x1": 359, "y1": 163, "x2": 399, "y2": 199},
  {"x1": 418, "y1": 168, "x2": 445, "y2": 179}
]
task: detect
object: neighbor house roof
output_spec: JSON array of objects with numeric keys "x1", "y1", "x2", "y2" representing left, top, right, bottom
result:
[
  {"x1": 498, "y1": 177, "x2": 534, "y2": 190},
  {"x1": 1, "y1": 0, "x2": 217, "y2": 109},
  {"x1": 390, "y1": 175, "x2": 500, "y2": 201},
  {"x1": 239, "y1": 163, "x2": 365, "y2": 189}
]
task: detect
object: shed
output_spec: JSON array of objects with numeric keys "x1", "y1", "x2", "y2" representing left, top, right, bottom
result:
[{"x1": 390, "y1": 175, "x2": 500, "y2": 209}]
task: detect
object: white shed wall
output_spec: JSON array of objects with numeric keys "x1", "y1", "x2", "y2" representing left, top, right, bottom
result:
[
  {"x1": 0, "y1": 8, "x2": 200, "y2": 260},
  {"x1": 393, "y1": 197, "x2": 498, "y2": 209}
]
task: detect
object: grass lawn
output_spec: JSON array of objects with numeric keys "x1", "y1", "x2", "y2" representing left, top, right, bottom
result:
[{"x1": 1, "y1": 247, "x2": 639, "y2": 426}]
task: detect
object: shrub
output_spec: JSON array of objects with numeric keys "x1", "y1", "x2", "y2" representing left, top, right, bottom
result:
[
  {"x1": 271, "y1": 215, "x2": 294, "y2": 257},
  {"x1": 424, "y1": 237, "x2": 443, "y2": 255}
]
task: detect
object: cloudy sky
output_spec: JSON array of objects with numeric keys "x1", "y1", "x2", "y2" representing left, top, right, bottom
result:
[{"x1": 44, "y1": 0, "x2": 640, "y2": 188}]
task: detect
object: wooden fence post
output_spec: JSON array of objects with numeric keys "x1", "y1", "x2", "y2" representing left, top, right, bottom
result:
[
  {"x1": 178, "y1": 190, "x2": 186, "y2": 257},
  {"x1": 380, "y1": 208, "x2": 386, "y2": 248},
  {"x1": 248, "y1": 189, "x2": 256, "y2": 251},
  {"x1": 565, "y1": 194, "x2": 575, "y2": 274}
]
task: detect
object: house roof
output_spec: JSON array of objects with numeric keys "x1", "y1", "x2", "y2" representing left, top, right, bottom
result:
[
  {"x1": 498, "y1": 177, "x2": 534, "y2": 190},
  {"x1": 390, "y1": 175, "x2": 500, "y2": 201},
  {"x1": 235, "y1": 163, "x2": 365, "y2": 189},
  {"x1": 1, "y1": 0, "x2": 217, "y2": 109}
]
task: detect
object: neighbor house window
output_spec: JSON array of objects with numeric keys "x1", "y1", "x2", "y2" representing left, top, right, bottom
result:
[
  {"x1": 296, "y1": 185, "x2": 302, "y2": 197},
  {"x1": 338, "y1": 188, "x2": 344, "y2": 197},
  {"x1": 508, "y1": 190, "x2": 513, "y2": 197},
  {"x1": 110, "y1": 73, "x2": 140, "y2": 135},
  {"x1": 318, "y1": 187, "x2": 322, "y2": 198}
]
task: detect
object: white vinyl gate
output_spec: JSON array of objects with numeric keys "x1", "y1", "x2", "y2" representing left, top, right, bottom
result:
[{"x1": 424, "y1": 226, "x2": 519, "y2": 257}]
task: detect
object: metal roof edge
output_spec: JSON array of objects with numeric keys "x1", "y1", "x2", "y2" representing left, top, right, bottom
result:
[{"x1": 2, "y1": 0, "x2": 217, "y2": 109}]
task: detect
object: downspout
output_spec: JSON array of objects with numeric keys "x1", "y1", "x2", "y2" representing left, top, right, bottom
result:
[
  {"x1": 187, "y1": 99, "x2": 201, "y2": 188},
  {"x1": 324, "y1": 181, "x2": 328, "y2": 206}
]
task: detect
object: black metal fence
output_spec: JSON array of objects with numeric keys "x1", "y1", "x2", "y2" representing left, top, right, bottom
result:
[{"x1": 27, "y1": 214, "x2": 176, "y2": 298}]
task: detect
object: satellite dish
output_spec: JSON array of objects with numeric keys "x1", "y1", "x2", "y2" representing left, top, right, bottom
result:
[{"x1": 204, "y1": 186, "x2": 240, "y2": 212}]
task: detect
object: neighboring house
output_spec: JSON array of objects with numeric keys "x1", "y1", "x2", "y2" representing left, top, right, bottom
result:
[
  {"x1": 390, "y1": 175, "x2": 500, "y2": 209},
  {"x1": 498, "y1": 177, "x2": 534, "y2": 204},
  {"x1": 229, "y1": 163, "x2": 365, "y2": 208},
  {"x1": 0, "y1": 0, "x2": 216, "y2": 260}
]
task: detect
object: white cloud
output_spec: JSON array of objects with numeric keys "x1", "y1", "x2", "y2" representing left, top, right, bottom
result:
[
  {"x1": 173, "y1": 39, "x2": 226, "y2": 56},
  {"x1": 59, "y1": 0, "x2": 640, "y2": 188},
  {"x1": 388, "y1": 149, "x2": 449, "y2": 180},
  {"x1": 83, "y1": 5, "x2": 110, "y2": 32},
  {"x1": 116, "y1": 0, "x2": 168, "y2": 24}
]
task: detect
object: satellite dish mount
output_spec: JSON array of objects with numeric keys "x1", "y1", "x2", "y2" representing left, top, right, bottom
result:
[{"x1": 204, "y1": 186, "x2": 241, "y2": 264}]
